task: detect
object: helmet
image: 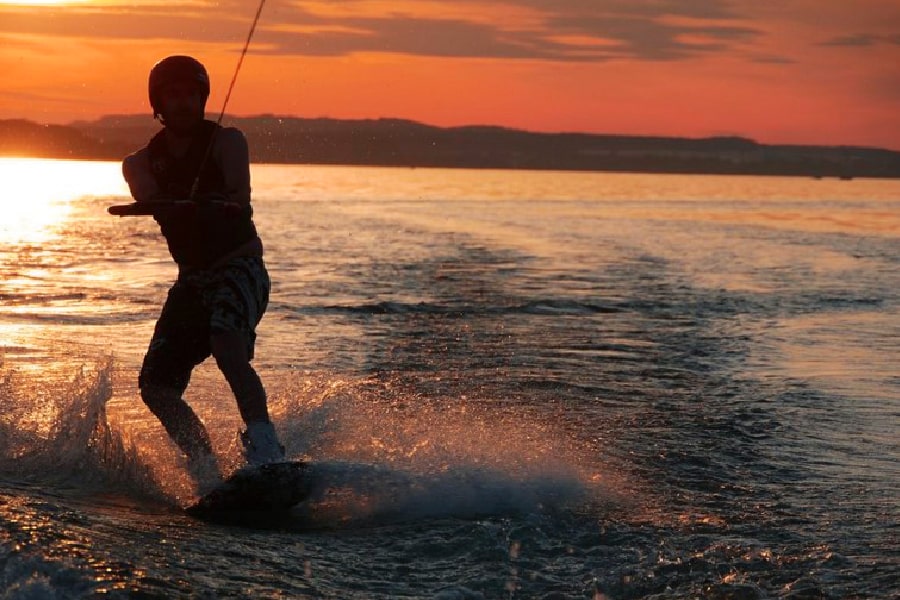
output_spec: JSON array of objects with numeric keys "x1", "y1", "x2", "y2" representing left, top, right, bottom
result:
[{"x1": 148, "y1": 55, "x2": 210, "y2": 118}]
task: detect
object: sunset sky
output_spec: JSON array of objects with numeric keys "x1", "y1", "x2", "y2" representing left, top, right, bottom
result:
[{"x1": 1, "y1": 0, "x2": 898, "y2": 149}]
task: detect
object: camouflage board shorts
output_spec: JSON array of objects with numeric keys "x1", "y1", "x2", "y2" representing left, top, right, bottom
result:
[{"x1": 139, "y1": 256, "x2": 270, "y2": 393}]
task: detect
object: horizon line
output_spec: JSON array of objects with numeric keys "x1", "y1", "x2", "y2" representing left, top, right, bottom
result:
[{"x1": 4, "y1": 114, "x2": 899, "y2": 153}]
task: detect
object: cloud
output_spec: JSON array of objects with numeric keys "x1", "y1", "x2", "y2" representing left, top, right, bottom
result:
[
  {"x1": 543, "y1": 16, "x2": 758, "y2": 61},
  {"x1": 749, "y1": 54, "x2": 796, "y2": 65},
  {"x1": 494, "y1": 0, "x2": 744, "y2": 20},
  {"x1": 0, "y1": 0, "x2": 762, "y2": 63},
  {"x1": 0, "y1": 5, "x2": 238, "y2": 44},
  {"x1": 250, "y1": 1, "x2": 761, "y2": 62},
  {"x1": 260, "y1": 16, "x2": 560, "y2": 60},
  {"x1": 819, "y1": 33, "x2": 900, "y2": 47}
]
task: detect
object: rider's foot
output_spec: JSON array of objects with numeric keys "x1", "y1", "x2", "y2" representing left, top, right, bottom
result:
[{"x1": 240, "y1": 420, "x2": 285, "y2": 467}]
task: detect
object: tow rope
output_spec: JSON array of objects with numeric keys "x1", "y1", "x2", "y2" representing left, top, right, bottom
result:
[{"x1": 191, "y1": 0, "x2": 267, "y2": 198}]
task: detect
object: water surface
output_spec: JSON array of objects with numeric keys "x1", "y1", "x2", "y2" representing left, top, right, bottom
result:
[{"x1": 1, "y1": 158, "x2": 898, "y2": 598}]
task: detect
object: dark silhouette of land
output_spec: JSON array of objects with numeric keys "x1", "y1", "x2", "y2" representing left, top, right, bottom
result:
[{"x1": 2, "y1": 115, "x2": 898, "y2": 178}]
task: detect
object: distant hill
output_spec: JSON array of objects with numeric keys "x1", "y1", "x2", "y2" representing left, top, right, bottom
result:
[
  {"x1": 3, "y1": 115, "x2": 899, "y2": 178},
  {"x1": 0, "y1": 119, "x2": 121, "y2": 159}
]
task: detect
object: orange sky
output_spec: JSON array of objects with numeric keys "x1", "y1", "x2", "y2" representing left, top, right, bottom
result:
[{"x1": 1, "y1": 0, "x2": 899, "y2": 149}]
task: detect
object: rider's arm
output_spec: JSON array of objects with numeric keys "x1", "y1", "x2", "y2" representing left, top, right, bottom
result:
[
  {"x1": 122, "y1": 147, "x2": 166, "y2": 202},
  {"x1": 212, "y1": 127, "x2": 251, "y2": 207}
]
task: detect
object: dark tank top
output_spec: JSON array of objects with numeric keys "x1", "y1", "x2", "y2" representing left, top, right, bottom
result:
[{"x1": 147, "y1": 120, "x2": 258, "y2": 268}]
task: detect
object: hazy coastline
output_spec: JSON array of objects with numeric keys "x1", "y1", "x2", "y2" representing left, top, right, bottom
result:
[{"x1": 2, "y1": 115, "x2": 899, "y2": 178}]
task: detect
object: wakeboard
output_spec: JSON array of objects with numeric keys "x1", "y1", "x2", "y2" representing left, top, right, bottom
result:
[{"x1": 186, "y1": 461, "x2": 312, "y2": 522}]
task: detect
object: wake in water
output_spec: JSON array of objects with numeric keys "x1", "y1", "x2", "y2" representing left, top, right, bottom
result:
[
  {"x1": 1, "y1": 356, "x2": 616, "y2": 528},
  {"x1": 267, "y1": 371, "x2": 621, "y2": 528}
]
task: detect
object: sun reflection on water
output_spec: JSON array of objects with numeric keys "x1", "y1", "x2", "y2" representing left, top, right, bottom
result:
[{"x1": 1, "y1": 157, "x2": 127, "y2": 244}]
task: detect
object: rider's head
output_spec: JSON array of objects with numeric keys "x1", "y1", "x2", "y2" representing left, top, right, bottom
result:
[{"x1": 148, "y1": 56, "x2": 210, "y2": 133}]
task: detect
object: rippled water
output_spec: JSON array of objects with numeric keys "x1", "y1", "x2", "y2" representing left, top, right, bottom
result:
[{"x1": 1, "y1": 158, "x2": 898, "y2": 598}]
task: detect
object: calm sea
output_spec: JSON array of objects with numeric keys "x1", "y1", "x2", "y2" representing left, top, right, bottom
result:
[{"x1": 1, "y1": 158, "x2": 898, "y2": 599}]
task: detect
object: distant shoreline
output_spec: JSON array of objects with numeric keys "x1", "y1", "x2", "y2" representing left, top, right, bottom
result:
[{"x1": 2, "y1": 116, "x2": 899, "y2": 179}]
